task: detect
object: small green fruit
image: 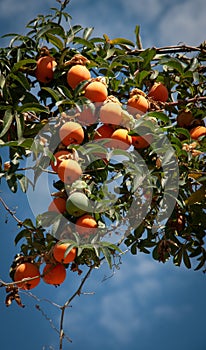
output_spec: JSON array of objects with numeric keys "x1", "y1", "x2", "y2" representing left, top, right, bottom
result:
[{"x1": 66, "y1": 192, "x2": 91, "y2": 217}]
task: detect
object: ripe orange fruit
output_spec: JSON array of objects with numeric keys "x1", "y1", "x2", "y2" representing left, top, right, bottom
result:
[
  {"x1": 177, "y1": 110, "x2": 194, "y2": 128},
  {"x1": 190, "y1": 126, "x2": 206, "y2": 140},
  {"x1": 57, "y1": 159, "x2": 82, "y2": 184},
  {"x1": 53, "y1": 241, "x2": 77, "y2": 264},
  {"x1": 14, "y1": 262, "x2": 40, "y2": 290},
  {"x1": 127, "y1": 94, "x2": 149, "y2": 114},
  {"x1": 50, "y1": 150, "x2": 70, "y2": 172},
  {"x1": 67, "y1": 64, "x2": 91, "y2": 89},
  {"x1": 110, "y1": 128, "x2": 132, "y2": 150},
  {"x1": 132, "y1": 134, "x2": 153, "y2": 149},
  {"x1": 94, "y1": 124, "x2": 114, "y2": 140},
  {"x1": 43, "y1": 263, "x2": 66, "y2": 285},
  {"x1": 148, "y1": 82, "x2": 168, "y2": 102},
  {"x1": 48, "y1": 197, "x2": 67, "y2": 214},
  {"x1": 35, "y1": 56, "x2": 57, "y2": 83},
  {"x1": 75, "y1": 214, "x2": 98, "y2": 236},
  {"x1": 77, "y1": 105, "x2": 98, "y2": 125},
  {"x1": 84, "y1": 81, "x2": 108, "y2": 102},
  {"x1": 59, "y1": 121, "x2": 84, "y2": 146},
  {"x1": 100, "y1": 102, "x2": 123, "y2": 126}
]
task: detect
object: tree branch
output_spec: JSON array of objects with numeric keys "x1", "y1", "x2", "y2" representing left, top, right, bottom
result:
[
  {"x1": 59, "y1": 264, "x2": 95, "y2": 350},
  {"x1": 0, "y1": 197, "x2": 23, "y2": 226}
]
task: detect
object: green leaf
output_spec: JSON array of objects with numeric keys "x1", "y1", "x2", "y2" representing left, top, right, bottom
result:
[
  {"x1": 72, "y1": 37, "x2": 94, "y2": 49},
  {"x1": 36, "y1": 211, "x2": 62, "y2": 228},
  {"x1": 0, "y1": 109, "x2": 14, "y2": 138},
  {"x1": 64, "y1": 243, "x2": 78, "y2": 258},
  {"x1": 183, "y1": 249, "x2": 191, "y2": 269},
  {"x1": 45, "y1": 33, "x2": 64, "y2": 50},
  {"x1": 83, "y1": 27, "x2": 94, "y2": 40},
  {"x1": 159, "y1": 57, "x2": 184, "y2": 74},
  {"x1": 101, "y1": 247, "x2": 112, "y2": 268},
  {"x1": 67, "y1": 25, "x2": 83, "y2": 43},
  {"x1": 16, "y1": 174, "x2": 29, "y2": 193},
  {"x1": 109, "y1": 37, "x2": 135, "y2": 47},
  {"x1": 41, "y1": 87, "x2": 61, "y2": 101},
  {"x1": 135, "y1": 25, "x2": 142, "y2": 49},
  {"x1": 14, "y1": 229, "x2": 31, "y2": 245},
  {"x1": 11, "y1": 59, "x2": 36, "y2": 72},
  {"x1": 131, "y1": 243, "x2": 137, "y2": 255},
  {"x1": 10, "y1": 72, "x2": 30, "y2": 90},
  {"x1": 139, "y1": 48, "x2": 156, "y2": 69},
  {"x1": 56, "y1": 85, "x2": 73, "y2": 99},
  {"x1": 112, "y1": 55, "x2": 144, "y2": 63},
  {"x1": 147, "y1": 111, "x2": 169, "y2": 124},
  {"x1": 15, "y1": 114, "x2": 24, "y2": 140},
  {"x1": 17, "y1": 103, "x2": 49, "y2": 114},
  {"x1": 6, "y1": 174, "x2": 18, "y2": 193},
  {"x1": 101, "y1": 241, "x2": 122, "y2": 253},
  {"x1": 173, "y1": 249, "x2": 183, "y2": 267},
  {"x1": 22, "y1": 218, "x2": 35, "y2": 228},
  {"x1": 36, "y1": 23, "x2": 65, "y2": 41}
]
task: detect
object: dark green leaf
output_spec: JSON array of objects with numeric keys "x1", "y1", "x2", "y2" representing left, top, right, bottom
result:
[
  {"x1": 41, "y1": 87, "x2": 61, "y2": 101},
  {"x1": 183, "y1": 249, "x2": 191, "y2": 269},
  {"x1": 11, "y1": 59, "x2": 36, "y2": 72},
  {"x1": 14, "y1": 229, "x2": 31, "y2": 245},
  {"x1": 45, "y1": 33, "x2": 64, "y2": 50},
  {"x1": 17, "y1": 103, "x2": 49, "y2": 114},
  {"x1": 10, "y1": 72, "x2": 30, "y2": 90},
  {"x1": 73, "y1": 37, "x2": 94, "y2": 49}
]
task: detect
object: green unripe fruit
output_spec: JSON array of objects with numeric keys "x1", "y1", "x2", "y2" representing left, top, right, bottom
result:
[{"x1": 66, "y1": 192, "x2": 92, "y2": 217}]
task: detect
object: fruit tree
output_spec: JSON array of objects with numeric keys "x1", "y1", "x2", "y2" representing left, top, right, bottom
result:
[{"x1": 0, "y1": 0, "x2": 206, "y2": 349}]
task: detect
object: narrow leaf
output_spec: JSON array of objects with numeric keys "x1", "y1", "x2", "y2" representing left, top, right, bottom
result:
[{"x1": 0, "y1": 109, "x2": 14, "y2": 138}]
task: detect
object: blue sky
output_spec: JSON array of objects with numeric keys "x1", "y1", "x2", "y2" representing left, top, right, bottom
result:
[{"x1": 0, "y1": 1, "x2": 206, "y2": 350}]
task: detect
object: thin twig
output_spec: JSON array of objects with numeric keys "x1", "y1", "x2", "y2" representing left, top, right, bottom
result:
[
  {"x1": 0, "y1": 197, "x2": 23, "y2": 226},
  {"x1": 59, "y1": 265, "x2": 94, "y2": 350}
]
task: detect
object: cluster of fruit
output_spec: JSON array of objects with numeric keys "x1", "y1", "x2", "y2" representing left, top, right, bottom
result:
[
  {"x1": 35, "y1": 53, "x2": 206, "y2": 140},
  {"x1": 12, "y1": 53, "x2": 206, "y2": 291},
  {"x1": 13, "y1": 241, "x2": 77, "y2": 289}
]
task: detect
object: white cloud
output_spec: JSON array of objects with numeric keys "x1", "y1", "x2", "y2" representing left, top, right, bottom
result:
[{"x1": 156, "y1": 0, "x2": 206, "y2": 46}]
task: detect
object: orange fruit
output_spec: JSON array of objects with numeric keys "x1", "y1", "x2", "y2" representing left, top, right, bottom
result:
[
  {"x1": 110, "y1": 128, "x2": 132, "y2": 150},
  {"x1": 127, "y1": 94, "x2": 149, "y2": 114},
  {"x1": 50, "y1": 150, "x2": 70, "y2": 172},
  {"x1": 67, "y1": 64, "x2": 91, "y2": 89},
  {"x1": 84, "y1": 81, "x2": 108, "y2": 102},
  {"x1": 59, "y1": 121, "x2": 84, "y2": 146},
  {"x1": 35, "y1": 56, "x2": 57, "y2": 83},
  {"x1": 57, "y1": 159, "x2": 82, "y2": 184},
  {"x1": 75, "y1": 214, "x2": 98, "y2": 236},
  {"x1": 177, "y1": 110, "x2": 194, "y2": 128},
  {"x1": 100, "y1": 102, "x2": 123, "y2": 125},
  {"x1": 14, "y1": 262, "x2": 40, "y2": 290},
  {"x1": 148, "y1": 82, "x2": 168, "y2": 102},
  {"x1": 48, "y1": 197, "x2": 67, "y2": 214},
  {"x1": 94, "y1": 124, "x2": 114, "y2": 140},
  {"x1": 77, "y1": 105, "x2": 98, "y2": 125},
  {"x1": 190, "y1": 126, "x2": 206, "y2": 140},
  {"x1": 43, "y1": 263, "x2": 66, "y2": 285},
  {"x1": 132, "y1": 134, "x2": 153, "y2": 149},
  {"x1": 53, "y1": 241, "x2": 77, "y2": 264}
]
